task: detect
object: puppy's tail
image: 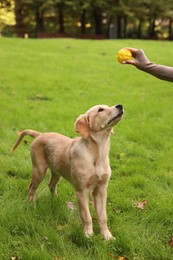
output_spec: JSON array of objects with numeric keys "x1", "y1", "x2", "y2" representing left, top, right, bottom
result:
[{"x1": 12, "y1": 129, "x2": 41, "y2": 152}]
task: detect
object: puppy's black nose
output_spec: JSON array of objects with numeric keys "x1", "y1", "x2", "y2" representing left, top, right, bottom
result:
[{"x1": 115, "y1": 104, "x2": 123, "y2": 110}]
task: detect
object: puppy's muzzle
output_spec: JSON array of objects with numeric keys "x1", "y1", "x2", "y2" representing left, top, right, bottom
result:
[
  {"x1": 108, "y1": 104, "x2": 124, "y2": 125},
  {"x1": 115, "y1": 104, "x2": 123, "y2": 110},
  {"x1": 115, "y1": 104, "x2": 124, "y2": 117}
]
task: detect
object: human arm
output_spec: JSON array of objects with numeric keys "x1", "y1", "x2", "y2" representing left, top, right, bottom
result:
[{"x1": 124, "y1": 48, "x2": 173, "y2": 82}]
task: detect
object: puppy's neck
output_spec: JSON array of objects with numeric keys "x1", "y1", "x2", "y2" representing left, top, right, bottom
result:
[{"x1": 85, "y1": 128, "x2": 112, "y2": 157}]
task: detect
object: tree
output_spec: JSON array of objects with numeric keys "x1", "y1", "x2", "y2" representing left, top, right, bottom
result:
[
  {"x1": 145, "y1": 0, "x2": 165, "y2": 38},
  {"x1": 0, "y1": 0, "x2": 15, "y2": 36},
  {"x1": 54, "y1": 0, "x2": 65, "y2": 33},
  {"x1": 162, "y1": 0, "x2": 173, "y2": 40},
  {"x1": 2, "y1": 0, "x2": 173, "y2": 39},
  {"x1": 74, "y1": 0, "x2": 90, "y2": 34},
  {"x1": 14, "y1": 0, "x2": 27, "y2": 37},
  {"x1": 35, "y1": 0, "x2": 45, "y2": 33}
]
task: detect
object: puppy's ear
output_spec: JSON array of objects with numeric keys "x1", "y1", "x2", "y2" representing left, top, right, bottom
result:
[{"x1": 74, "y1": 114, "x2": 90, "y2": 139}]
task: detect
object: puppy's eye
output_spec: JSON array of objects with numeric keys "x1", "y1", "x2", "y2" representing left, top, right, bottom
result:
[{"x1": 98, "y1": 108, "x2": 104, "y2": 112}]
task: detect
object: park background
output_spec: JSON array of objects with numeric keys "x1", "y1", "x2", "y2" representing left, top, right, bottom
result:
[
  {"x1": 1, "y1": 1, "x2": 173, "y2": 260},
  {"x1": 1, "y1": 0, "x2": 173, "y2": 40}
]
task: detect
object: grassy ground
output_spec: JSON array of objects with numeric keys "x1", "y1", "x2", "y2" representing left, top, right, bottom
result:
[{"x1": 0, "y1": 37, "x2": 173, "y2": 260}]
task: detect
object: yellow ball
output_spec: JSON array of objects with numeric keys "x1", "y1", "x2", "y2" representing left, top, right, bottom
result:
[{"x1": 117, "y1": 49, "x2": 132, "y2": 63}]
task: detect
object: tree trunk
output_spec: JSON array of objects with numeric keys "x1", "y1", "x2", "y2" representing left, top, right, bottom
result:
[
  {"x1": 58, "y1": 2, "x2": 65, "y2": 33},
  {"x1": 93, "y1": 8, "x2": 102, "y2": 35},
  {"x1": 35, "y1": 4, "x2": 44, "y2": 34},
  {"x1": 14, "y1": 0, "x2": 25, "y2": 37},
  {"x1": 123, "y1": 15, "x2": 127, "y2": 38},
  {"x1": 168, "y1": 18, "x2": 173, "y2": 41},
  {"x1": 117, "y1": 15, "x2": 122, "y2": 38},
  {"x1": 137, "y1": 18, "x2": 143, "y2": 39},
  {"x1": 107, "y1": 15, "x2": 113, "y2": 38},
  {"x1": 149, "y1": 17, "x2": 156, "y2": 38},
  {"x1": 80, "y1": 9, "x2": 86, "y2": 34}
]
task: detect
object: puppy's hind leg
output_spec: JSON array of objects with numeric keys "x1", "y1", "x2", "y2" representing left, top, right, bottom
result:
[
  {"x1": 49, "y1": 170, "x2": 61, "y2": 196},
  {"x1": 28, "y1": 164, "x2": 47, "y2": 203}
]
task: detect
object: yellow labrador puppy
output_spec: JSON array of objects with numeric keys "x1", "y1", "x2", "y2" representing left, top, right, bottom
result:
[{"x1": 12, "y1": 104, "x2": 123, "y2": 240}]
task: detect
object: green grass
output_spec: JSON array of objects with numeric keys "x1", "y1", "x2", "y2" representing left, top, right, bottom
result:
[{"x1": 0, "y1": 37, "x2": 173, "y2": 260}]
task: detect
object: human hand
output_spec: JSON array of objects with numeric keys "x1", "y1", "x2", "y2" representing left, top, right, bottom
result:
[{"x1": 122, "y1": 48, "x2": 150, "y2": 69}]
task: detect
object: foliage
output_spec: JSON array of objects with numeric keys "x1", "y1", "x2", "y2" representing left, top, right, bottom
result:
[
  {"x1": 0, "y1": 38, "x2": 173, "y2": 259},
  {"x1": 0, "y1": 0, "x2": 15, "y2": 33},
  {"x1": 1, "y1": 0, "x2": 173, "y2": 39}
]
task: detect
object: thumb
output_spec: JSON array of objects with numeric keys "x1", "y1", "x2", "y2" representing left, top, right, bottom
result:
[{"x1": 123, "y1": 60, "x2": 136, "y2": 66}]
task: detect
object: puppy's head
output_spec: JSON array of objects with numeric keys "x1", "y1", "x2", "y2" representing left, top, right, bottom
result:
[{"x1": 75, "y1": 104, "x2": 123, "y2": 139}]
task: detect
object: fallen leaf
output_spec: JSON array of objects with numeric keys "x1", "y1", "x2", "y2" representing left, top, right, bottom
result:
[
  {"x1": 169, "y1": 237, "x2": 173, "y2": 247},
  {"x1": 67, "y1": 201, "x2": 75, "y2": 210},
  {"x1": 136, "y1": 200, "x2": 147, "y2": 210},
  {"x1": 107, "y1": 254, "x2": 129, "y2": 260}
]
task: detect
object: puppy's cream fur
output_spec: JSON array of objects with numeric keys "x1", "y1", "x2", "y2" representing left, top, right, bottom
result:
[{"x1": 12, "y1": 104, "x2": 123, "y2": 240}]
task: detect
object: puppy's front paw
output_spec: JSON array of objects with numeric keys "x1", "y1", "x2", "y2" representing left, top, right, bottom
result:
[
  {"x1": 102, "y1": 230, "x2": 115, "y2": 240},
  {"x1": 84, "y1": 230, "x2": 93, "y2": 238}
]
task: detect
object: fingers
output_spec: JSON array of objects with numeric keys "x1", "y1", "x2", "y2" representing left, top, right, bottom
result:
[
  {"x1": 122, "y1": 47, "x2": 138, "y2": 58},
  {"x1": 123, "y1": 60, "x2": 136, "y2": 66},
  {"x1": 118, "y1": 47, "x2": 147, "y2": 67}
]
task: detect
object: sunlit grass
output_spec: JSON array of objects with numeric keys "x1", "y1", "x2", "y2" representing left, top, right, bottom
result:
[{"x1": 0, "y1": 37, "x2": 173, "y2": 259}]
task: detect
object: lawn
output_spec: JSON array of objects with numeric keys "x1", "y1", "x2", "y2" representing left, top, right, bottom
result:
[{"x1": 0, "y1": 37, "x2": 173, "y2": 260}]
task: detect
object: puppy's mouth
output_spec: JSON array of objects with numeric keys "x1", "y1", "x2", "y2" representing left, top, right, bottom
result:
[{"x1": 107, "y1": 111, "x2": 123, "y2": 125}]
